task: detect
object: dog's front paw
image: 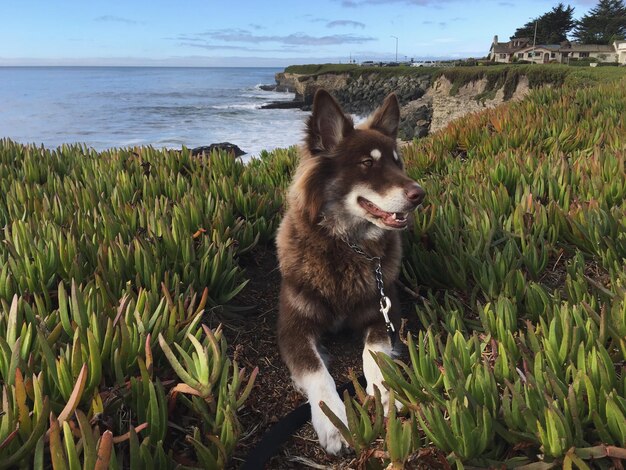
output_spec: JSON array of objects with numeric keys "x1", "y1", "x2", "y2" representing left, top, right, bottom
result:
[
  {"x1": 311, "y1": 394, "x2": 348, "y2": 455},
  {"x1": 363, "y1": 345, "x2": 402, "y2": 416},
  {"x1": 365, "y1": 368, "x2": 402, "y2": 416},
  {"x1": 371, "y1": 384, "x2": 403, "y2": 416}
]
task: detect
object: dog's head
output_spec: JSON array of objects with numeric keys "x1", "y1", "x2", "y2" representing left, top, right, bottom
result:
[{"x1": 295, "y1": 88, "x2": 424, "y2": 238}]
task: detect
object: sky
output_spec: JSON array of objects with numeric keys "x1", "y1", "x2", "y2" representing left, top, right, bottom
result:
[{"x1": 0, "y1": 0, "x2": 600, "y2": 67}]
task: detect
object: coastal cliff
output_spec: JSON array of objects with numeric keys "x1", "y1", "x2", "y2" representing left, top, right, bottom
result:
[{"x1": 270, "y1": 66, "x2": 562, "y2": 140}]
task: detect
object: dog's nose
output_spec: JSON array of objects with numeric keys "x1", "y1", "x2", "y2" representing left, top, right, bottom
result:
[{"x1": 405, "y1": 183, "x2": 425, "y2": 205}]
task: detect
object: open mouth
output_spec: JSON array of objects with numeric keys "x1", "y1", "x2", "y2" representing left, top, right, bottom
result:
[{"x1": 357, "y1": 197, "x2": 409, "y2": 229}]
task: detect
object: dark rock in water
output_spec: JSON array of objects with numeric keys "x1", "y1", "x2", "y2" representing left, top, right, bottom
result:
[
  {"x1": 261, "y1": 100, "x2": 305, "y2": 110},
  {"x1": 191, "y1": 142, "x2": 246, "y2": 157},
  {"x1": 259, "y1": 84, "x2": 277, "y2": 91},
  {"x1": 259, "y1": 83, "x2": 295, "y2": 93}
]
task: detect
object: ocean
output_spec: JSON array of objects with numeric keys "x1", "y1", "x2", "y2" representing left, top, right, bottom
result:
[{"x1": 0, "y1": 67, "x2": 306, "y2": 157}]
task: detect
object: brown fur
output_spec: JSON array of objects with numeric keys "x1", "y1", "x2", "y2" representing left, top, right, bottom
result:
[{"x1": 275, "y1": 89, "x2": 424, "y2": 453}]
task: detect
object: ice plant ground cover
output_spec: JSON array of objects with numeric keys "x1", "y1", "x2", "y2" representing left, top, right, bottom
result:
[
  {"x1": 0, "y1": 143, "x2": 296, "y2": 468},
  {"x1": 324, "y1": 68, "x2": 626, "y2": 468},
  {"x1": 0, "y1": 65, "x2": 625, "y2": 468}
]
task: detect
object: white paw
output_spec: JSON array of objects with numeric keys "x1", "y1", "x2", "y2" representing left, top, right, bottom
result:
[
  {"x1": 312, "y1": 400, "x2": 348, "y2": 455},
  {"x1": 363, "y1": 343, "x2": 402, "y2": 416},
  {"x1": 295, "y1": 368, "x2": 349, "y2": 455},
  {"x1": 370, "y1": 383, "x2": 403, "y2": 416}
]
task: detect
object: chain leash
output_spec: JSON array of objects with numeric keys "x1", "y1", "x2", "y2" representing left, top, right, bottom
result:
[{"x1": 345, "y1": 241, "x2": 396, "y2": 336}]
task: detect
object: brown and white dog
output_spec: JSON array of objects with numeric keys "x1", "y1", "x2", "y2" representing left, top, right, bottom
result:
[{"x1": 276, "y1": 89, "x2": 425, "y2": 454}]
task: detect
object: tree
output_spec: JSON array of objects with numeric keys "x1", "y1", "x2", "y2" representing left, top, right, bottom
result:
[
  {"x1": 511, "y1": 3, "x2": 576, "y2": 44},
  {"x1": 572, "y1": 0, "x2": 626, "y2": 44}
]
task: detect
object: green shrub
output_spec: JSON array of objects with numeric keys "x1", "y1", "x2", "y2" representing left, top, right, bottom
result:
[
  {"x1": 340, "y1": 73, "x2": 626, "y2": 468},
  {"x1": 0, "y1": 142, "x2": 298, "y2": 468},
  {"x1": 283, "y1": 63, "x2": 358, "y2": 75},
  {"x1": 568, "y1": 57, "x2": 599, "y2": 67}
]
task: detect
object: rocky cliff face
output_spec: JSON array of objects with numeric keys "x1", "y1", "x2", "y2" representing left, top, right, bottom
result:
[
  {"x1": 426, "y1": 75, "x2": 530, "y2": 133},
  {"x1": 272, "y1": 71, "x2": 532, "y2": 140}
]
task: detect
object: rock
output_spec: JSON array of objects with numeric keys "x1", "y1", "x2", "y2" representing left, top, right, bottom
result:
[
  {"x1": 273, "y1": 73, "x2": 300, "y2": 94},
  {"x1": 191, "y1": 143, "x2": 246, "y2": 157},
  {"x1": 399, "y1": 101, "x2": 433, "y2": 140},
  {"x1": 275, "y1": 84, "x2": 295, "y2": 93},
  {"x1": 258, "y1": 84, "x2": 277, "y2": 91},
  {"x1": 414, "y1": 121, "x2": 430, "y2": 138},
  {"x1": 261, "y1": 100, "x2": 305, "y2": 110}
]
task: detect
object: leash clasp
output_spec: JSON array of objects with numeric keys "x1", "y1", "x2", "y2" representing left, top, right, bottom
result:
[{"x1": 379, "y1": 295, "x2": 395, "y2": 333}]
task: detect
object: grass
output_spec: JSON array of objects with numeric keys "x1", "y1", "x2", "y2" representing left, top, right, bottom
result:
[
  {"x1": 1, "y1": 65, "x2": 626, "y2": 468},
  {"x1": 283, "y1": 63, "x2": 358, "y2": 75}
]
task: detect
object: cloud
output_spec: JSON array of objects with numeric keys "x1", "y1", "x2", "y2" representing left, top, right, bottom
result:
[
  {"x1": 342, "y1": 0, "x2": 457, "y2": 6},
  {"x1": 178, "y1": 42, "x2": 292, "y2": 53},
  {"x1": 421, "y1": 20, "x2": 449, "y2": 27},
  {"x1": 94, "y1": 15, "x2": 138, "y2": 25},
  {"x1": 197, "y1": 29, "x2": 375, "y2": 46},
  {"x1": 179, "y1": 43, "x2": 254, "y2": 51},
  {"x1": 327, "y1": 20, "x2": 366, "y2": 29},
  {"x1": 166, "y1": 35, "x2": 204, "y2": 42},
  {"x1": 302, "y1": 14, "x2": 329, "y2": 23}
]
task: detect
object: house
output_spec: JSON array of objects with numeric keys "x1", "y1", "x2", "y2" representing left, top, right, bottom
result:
[
  {"x1": 615, "y1": 40, "x2": 626, "y2": 65},
  {"x1": 514, "y1": 44, "x2": 561, "y2": 64},
  {"x1": 489, "y1": 36, "x2": 531, "y2": 63},
  {"x1": 559, "y1": 43, "x2": 617, "y2": 63},
  {"x1": 489, "y1": 35, "x2": 623, "y2": 64}
]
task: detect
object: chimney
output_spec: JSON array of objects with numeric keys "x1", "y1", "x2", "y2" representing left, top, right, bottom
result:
[{"x1": 494, "y1": 35, "x2": 498, "y2": 44}]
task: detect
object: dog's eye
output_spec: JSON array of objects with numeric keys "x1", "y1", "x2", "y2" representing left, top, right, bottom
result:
[{"x1": 360, "y1": 159, "x2": 373, "y2": 168}]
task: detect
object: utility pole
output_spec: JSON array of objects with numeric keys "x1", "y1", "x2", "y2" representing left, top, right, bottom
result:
[
  {"x1": 532, "y1": 20, "x2": 538, "y2": 64},
  {"x1": 391, "y1": 35, "x2": 398, "y2": 62}
]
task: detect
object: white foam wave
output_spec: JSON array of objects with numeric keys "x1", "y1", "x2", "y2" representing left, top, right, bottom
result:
[{"x1": 211, "y1": 103, "x2": 261, "y2": 110}]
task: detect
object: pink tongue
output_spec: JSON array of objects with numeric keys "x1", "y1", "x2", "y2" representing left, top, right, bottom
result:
[
  {"x1": 383, "y1": 213, "x2": 405, "y2": 227},
  {"x1": 359, "y1": 198, "x2": 405, "y2": 224}
]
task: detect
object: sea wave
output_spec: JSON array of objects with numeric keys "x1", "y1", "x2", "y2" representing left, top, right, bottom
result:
[
  {"x1": 211, "y1": 103, "x2": 261, "y2": 110},
  {"x1": 0, "y1": 66, "x2": 305, "y2": 157}
]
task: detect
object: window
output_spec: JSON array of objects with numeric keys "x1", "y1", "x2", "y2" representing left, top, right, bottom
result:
[
  {"x1": 527, "y1": 52, "x2": 533, "y2": 58},
  {"x1": 500, "y1": 53, "x2": 506, "y2": 59},
  {"x1": 580, "y1": 52, "x2": 589, "y2": 58},
  {"x1": 551, "y1": 52, "x2": 555, "y2": 58}
]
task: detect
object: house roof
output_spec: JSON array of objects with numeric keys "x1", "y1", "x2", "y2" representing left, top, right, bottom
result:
[
  {"x1": 490, "y1": 36, "x2": 533, "y2": 54},
  {"x1": 560, "y1": 44, "x2": 616, "y2": 52},
  {"x1": 516, "y1": 44, "x2": 561, "y2": 53},
  {"x1": 491, "y1": 43, "x2": 517, "y2": 53}
]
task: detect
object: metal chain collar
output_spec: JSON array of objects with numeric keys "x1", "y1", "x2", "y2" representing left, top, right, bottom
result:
[{"x1": 345, "y1": 241, "x2": 396, "y2": 336}]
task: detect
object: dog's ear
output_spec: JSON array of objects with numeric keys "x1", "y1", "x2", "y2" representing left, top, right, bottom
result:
[
  {"x1": 365, "y1": 93, "x2": 400, "y2": 139},
  {"x1": 306, "y1": 89, "x2": 353, "y2": 154}
]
